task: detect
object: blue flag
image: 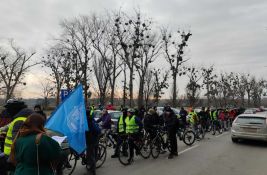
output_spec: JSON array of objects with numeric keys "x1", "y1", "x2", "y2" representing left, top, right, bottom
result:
[{"x1": 45, "y1": 84, "x2": 88, "y2": 154}]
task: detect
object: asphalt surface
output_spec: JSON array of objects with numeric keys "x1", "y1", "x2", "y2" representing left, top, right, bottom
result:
[{"x1": 68, "y1": 132, "x2": 267, "y2": 175}]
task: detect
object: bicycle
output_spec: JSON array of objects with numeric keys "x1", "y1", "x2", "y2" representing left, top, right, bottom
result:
[
  {"x1": 177, "y1": 125, "x2": 196, "y2": 146},
  {"x1": 99, "y1": 130, "x2": 117, "y2": 149},
  {"x1": 194, "y1": 122, "x2": 206, "y2": 140},
  {"x1": 118, "y1": 133, "x2": 151, "y2": 166},
  {"x1": 150, "y1": 126, "x2": 171, "y2": 159},
  {"x1": 62, "y1": 143, "x2": 107, "y2": 175}
]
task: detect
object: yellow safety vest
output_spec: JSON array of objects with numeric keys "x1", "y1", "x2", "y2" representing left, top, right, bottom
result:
[
  {"x1": 4, "y1": 117, "x2": 26, "y2": 155},
  {"x1": 118, "y1": 116, "x2": 125, "y2": 133},
  {"x1": 189, "y1": 112, "x2": 197, "y2": 124},
  {"x1": 125, "y1": 116, "x2": 139, "y2": 134}
]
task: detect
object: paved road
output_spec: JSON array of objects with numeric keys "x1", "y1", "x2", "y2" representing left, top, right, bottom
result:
[{"x1": 69, "y1": 132, "x2": 267, "y2": 175}]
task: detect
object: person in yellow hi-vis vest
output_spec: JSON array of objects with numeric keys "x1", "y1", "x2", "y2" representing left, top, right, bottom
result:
[
  {"x1": 188, "y1": 108, "x2": 200, "y2": 139},
  {"x1": 125, "y1": 108, "x2": 142, "y2": 163},
  {"x1": 111, "y1": 108, "x2": 128, "y2": 158},
  {"x1": 0, "y1": 100, "x2": 33, "y2": 175}
]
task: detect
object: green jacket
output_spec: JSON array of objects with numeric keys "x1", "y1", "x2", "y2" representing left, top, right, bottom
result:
[{"x1": 14, "y1": 134, "x2": 62, "y2": 175}]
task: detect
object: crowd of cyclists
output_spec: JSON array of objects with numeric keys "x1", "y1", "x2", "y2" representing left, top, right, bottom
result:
[{"x1": 0, "y1": 99, "x2": 243, "y2": 175}]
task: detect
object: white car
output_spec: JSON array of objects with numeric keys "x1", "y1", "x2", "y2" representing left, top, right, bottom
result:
[
  {"x1": 231, "y1": 112, "x2": 267, "y2": 142},
  {"x1": 156, "y1": 107, "x2": 180, "y2": 116}
]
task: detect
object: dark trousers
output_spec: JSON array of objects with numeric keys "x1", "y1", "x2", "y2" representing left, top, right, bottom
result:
[
  {"x1": 129, "y1": 134, "x2": 139, "y2": 159},
  {"x1": 86, "y1": 136, "x2": 99, "y2": 175},
  {"x1": 0, "y1": 155, "x2": 15, "y2": 175},
  {"x1": 168, "y1": 126, "x2": 178, "y2": 155},
  {"x1": 114, "y1": 134, "x2": 126, "y2": 156}
]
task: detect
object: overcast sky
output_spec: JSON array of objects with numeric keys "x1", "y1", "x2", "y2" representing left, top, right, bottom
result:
[{"x1": 0, "y1": 0, "x2": 267, "y2": 98}]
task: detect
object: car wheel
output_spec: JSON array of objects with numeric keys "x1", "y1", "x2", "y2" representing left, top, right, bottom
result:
[{"x1": 232, "y1": 137, "x2": 238, "y2": 143}]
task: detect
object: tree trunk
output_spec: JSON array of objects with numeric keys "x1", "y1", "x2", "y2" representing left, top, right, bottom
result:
[
  {"x1": 56, "y1": 88, "x2": 60, "y2": 105},
  {"x1": 247, "y1": 91, "x2": 251, "y2": 107},
  {"x1": 110, "y1": 69, "x2": 116, "y2": 105},
  {"x1": 129, "y1": 68, "x2": 134, "y2": 107},
  {"x1": 138, "y1": 76, "x2": 145, "y2": 108},
  {"x1": 206, "y1": 83, "x2": 210, "y2": 106},
  {"x1": 172, "y1": 74, "x2": 177, "y2": 107},
  {"x1": 123, "y1": 64, "x2": 127, "y2": 107}
]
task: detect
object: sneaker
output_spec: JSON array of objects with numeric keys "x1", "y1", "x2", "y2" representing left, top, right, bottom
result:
[
  {"x1": 111, "y1": 154, "x2": 119, "y2": 158},
  {"x1": 160, "y1": 150, "x2": 167, "y2": 154},
  {"x1": 168, "y1": 154, "x2": 174, "y2": 159},
  {"x1": 173, "y1": 152, "x2": 178, "y2": 156}
]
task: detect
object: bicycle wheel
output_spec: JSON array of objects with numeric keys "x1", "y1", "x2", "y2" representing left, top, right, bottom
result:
[
  {"x1": 151, "y1": 137, "x2": 161, "y2": 159},
  {"x1": 183, "y1": 130, "x2": 195, "y2": 146},
  {"x1": 118, "y1": 140, "x2": 131, "y2": 166},
  {"x1": 62, "y1": 149, "x2": 78, "y2": 175},
  {"x1": 140, "y1": 137, "x2": 151, "y2": 159},
  {"x1": 96, "y1": 144, "x2": 107, "y2": 169}
]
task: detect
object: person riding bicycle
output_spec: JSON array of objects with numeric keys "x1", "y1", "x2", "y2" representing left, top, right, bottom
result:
[
  {"x1": 162, "y1": 106, "x2": 178, "y2": 159},
  {"x1": 96, "y1": 109, "x2": 112, "y2": 135},
  {"x1": 144, "y1": 108, "x2": 159, "y2": 141},
  {"x1": 188, "y1": 108, "x2": 200, "y2": 139},
  {"x1": 111, "y1": 108, "x2": 128, "y2": 158},
  {"x1": 198, "y1": 107, "x2": 209, "y2": 131},
  {"x1": 125, "y1": 108, "x2": 142, "y2": 163}
]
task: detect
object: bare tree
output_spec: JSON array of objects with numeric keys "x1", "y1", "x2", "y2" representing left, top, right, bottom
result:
[
  {"x1": 59, "y1": 16, "x2": 94, "y2": 106},
  {"x1": 40, "y1": 79, "x2": 55, "y2": 109},
  {"x1": 162, "y1": 29, "x2": 192, "y2": 107},
  {"x1": 42, "y1": 46, "x2": 69, "y2": 105},
  {"x1": 242, "y1": 74, "x2": 254, "y2": 107},
  {"x1": 251, "y1": 78, "x2": 266, "y2": 107},
  {"x1": 0, "y1": 41, "x2": 36, "y2": 101},
  {"x1": 135, "y1": 29, "x2": 162, "y2": 108},
  {"x1": 185, "y1": 66, "x2": 202, "y2": 107},
  {"x1": 90, "y1": 14, "x2": 122, "y2": 105},
  {"x1": 93, "y1": 55, "x2": 111, "y2": 106},
  {"x1": 152, "y1": 69, "x2": 169, "y2": 106},
  {"x1": 143, "y1": 70, "x2": 155, "y2": 109},
  {"x1": 201, "y1": 66, "x2": 217, "y2": 106},
  {"x1": 114, "y1": 11, "x2": 156, "y2": 107}
]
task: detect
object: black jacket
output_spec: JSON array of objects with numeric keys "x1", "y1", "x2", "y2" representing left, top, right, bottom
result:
[{"x1": 162, "y1": 111, "x2": 177, "y2": 129}]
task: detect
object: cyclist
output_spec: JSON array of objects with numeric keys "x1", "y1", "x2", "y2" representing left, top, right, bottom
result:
[
  {"x1": 188, "y1": 108, "x2": 199, "y2": 138},
  {"x1": 210, "y1": 109, "x2": 220, "y2": 135},
  {"x1": 198, "y1": 107, "x2": 208, "y2": 131},
  {"x1": 96, "y1": 109, "x2": 112, "y2": 135},
  {"x1": 144, "y1": 108, "x2": 158, "y2": 141},
  {"x1": 0, "y1": 100, "x2": 34, "y2": 175},
  {"x1": 111, "y1": 108, "x2": 127, "y2": 158},
  {"x1": 162, "y1": 106, "x2": 178, "y2": 159},
  {"x1": 125, "y1": 108, "x2": 142, "y2": 163},
  {"x1": 85, "y1": 109, "x2": 101, "y2": 175},
  {"x1": 179, "y1": 107, "x2": 188, "y2": 129}
]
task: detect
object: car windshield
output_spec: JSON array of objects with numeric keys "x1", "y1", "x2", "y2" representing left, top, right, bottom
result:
[{"x1": 236, "y1": 116, "x2": 266, "y2": 125}]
